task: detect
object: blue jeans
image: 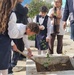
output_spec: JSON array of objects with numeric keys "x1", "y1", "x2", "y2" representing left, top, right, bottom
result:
[{"x1": 70, "y1": 23, "x2": 74, "y2": 41}]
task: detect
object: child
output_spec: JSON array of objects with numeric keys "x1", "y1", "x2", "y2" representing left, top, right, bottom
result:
[
  {"x1": 8, "y1": 22, "x2": 40, "y2": 74},
  {"x1": 33, "y1": 6, "x2": 51, "y2": 55},
  {"x1": 13, "y1": 0, "x2": 29, "y2": 60},
  {"x1": 48, "y1": 0, "x2": 65, "y2": 54},
  {"x1": 8, "y1": 11, "x2": 40, "y2": 57},
  {"x1": 13, "y1": 22, "x2": 40, "y2": 56}
]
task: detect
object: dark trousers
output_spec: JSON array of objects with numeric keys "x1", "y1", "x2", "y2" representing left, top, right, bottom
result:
[
  {"x1": 12, "y1": 38, "x2": 24, "y2": 66},
  {"x1": 50, "y1": 34, "x2": 63, "y2": 54},
  {"x1": 8, "y1": 38, "x2": 24, "y2": 73}
]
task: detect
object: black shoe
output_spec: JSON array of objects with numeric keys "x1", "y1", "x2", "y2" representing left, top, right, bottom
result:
[{"x1": 8, "y1": 67, "x2": 13, "y2": 74}]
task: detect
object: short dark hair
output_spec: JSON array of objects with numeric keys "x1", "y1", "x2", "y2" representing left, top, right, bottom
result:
[
  {"x1": 40, "y1": 6, "x2": 48, "y2": 13},
  {"x1": 27, "y1": 22, "x2": 40, "y2": 34}
]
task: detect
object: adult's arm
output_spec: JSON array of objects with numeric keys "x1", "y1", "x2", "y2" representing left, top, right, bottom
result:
[
  {"x1": 46, "y1": 17, "x2": 52, "y2": 39},
  {"x1": 63, "y1": 0, "x2": 69, "y2": 21},
  {"x1": 23, "y1": 35, "x2": 30, "y2": 49}
]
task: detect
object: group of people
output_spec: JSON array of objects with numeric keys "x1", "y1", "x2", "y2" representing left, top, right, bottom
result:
[
  {"x1": 0, "y1": 0, "x2": 40, "y2": 75},
  {"x1": 34, "y1": 0, "x2": 74, "y2": 55},
  {"x1": 34, "y1": 0, "x2": 65, "y2": 55},
  {"x1": 0, "y1": 0, "x2": 74, "y2": 75}
]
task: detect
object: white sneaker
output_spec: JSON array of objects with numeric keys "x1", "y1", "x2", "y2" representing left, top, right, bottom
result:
[{"x1": 12, "y1": 66, "x2": 23, "y2": 72}]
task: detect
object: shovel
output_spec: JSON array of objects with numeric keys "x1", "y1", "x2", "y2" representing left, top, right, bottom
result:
[
  {"x1": 17, "y1": 49, "x2": 49, "y2": 71},
  {"x1": 17, "y1": 49, "x2": 43, "y2": 65},
  {"x1": 17, "y1": 49, "x2": 37, "y2": 62}
]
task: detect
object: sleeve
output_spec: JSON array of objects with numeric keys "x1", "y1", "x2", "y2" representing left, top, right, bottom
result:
[
  {"x1": 8, "y1": 12, "x2": 26, "y2": 38},
  {"x1": 11, "y1": 40, "x2": 15, "y2": 46},
  {"x1": 8, "y1": 12, "x2": 20, "y2": 38},
  {"x1": 47, "y1": 8, "x2": 53, "y2": 17},
  {"x1": 46, "y1": 17, "x2": 52, "y2": 39},
  {"x1": 63, "y1": 0, "x2": 69, "y2": 21},
  {"x1": 23, "y1": 35, "x2": 30, "y2": 49},
  {"x1": 33, "y1": 16, "x2": 37, "y2": 23},
  {"x1": 16, "y1": 24, "x2": 26, "y2": 38}
]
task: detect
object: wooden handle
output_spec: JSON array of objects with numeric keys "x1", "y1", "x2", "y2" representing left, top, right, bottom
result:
[
  {"x1": 17, "y1": 49, "x2": 43, "y2": 66},
  {"x1": 17, "y1": 49, "x2": 27, "y2": 57},
  {"x1": 17, "y1": 49, "x2": 36, "y2": 62}
]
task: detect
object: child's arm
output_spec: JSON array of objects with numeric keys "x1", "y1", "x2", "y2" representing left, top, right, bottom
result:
[
  {"x1": 8, "y1": 12, "x2": 26, "y2": 39},
  {"x1": 23, "y1": 35, "x2": 33, "y2": 57},
  {"x1": 8, "y1": 12, "x2": 20, "y2": 38},
  {"x1": 46, "y1": 17, "x2": 52, "y2": 42},
  {"x1": 33, "y1": 16, "x2": 36, "y2": 23},
  {"x1": 11, "y1": 41, "x2": 18, "y2": 52}
]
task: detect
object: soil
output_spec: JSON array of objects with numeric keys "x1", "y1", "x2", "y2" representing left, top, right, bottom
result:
[{"x1": 36, "y1": 59, "x2": 74, "y2": 72}]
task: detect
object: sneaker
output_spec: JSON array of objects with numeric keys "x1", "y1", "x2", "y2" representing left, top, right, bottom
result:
[{"x1": 12, "y1": 66, "x2": 23, "y2": 72}]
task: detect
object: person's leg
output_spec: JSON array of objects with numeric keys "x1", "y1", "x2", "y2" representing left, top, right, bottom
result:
[
  {"x1": 57, "y1": 35, "x2": 63, "y2": 54},
  {"x1": 38, "y1": 50, "x2": 41, "y2": 55},
  {"x1": 11, "y1": 52, "x2": 20, "y2": 67},
  {"x1": 0, "y1": 70, "x2": 2, "y2": 75},
  {"x1": 10, "y1": 39, "x2": 21, "y2": 68},
  {"x1": 43, "y1": 50, "x2": 47, "y2": 54},
  {"x1": 8, "y1": 51, "x2": 20, "y2": 74},
  {"x1": 19, "y1": 38, "x2": 26, "y2": 60},
  {"x1": 8, "y1": 50, "x2": 13, "y2": 74},
  {"x1": 50, "y1": 34, "x2": 56, "y2": 54},
  {"x1": 70, "y1": 24, "x2": 74, "y2": 41},
  {"x1": 48, "y1": 38, "x2": 51, "y2": 54},
  {"x1": 0, "y1": 69, "x2": 8, "y2": 75},
  {"x1": 8, "y1": 39, "x2": 20, "y2": 74}
]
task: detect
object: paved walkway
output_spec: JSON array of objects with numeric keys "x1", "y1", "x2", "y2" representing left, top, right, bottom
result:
[{"x1": 13, "y1": 34, "x2": 74, "y2": 75}]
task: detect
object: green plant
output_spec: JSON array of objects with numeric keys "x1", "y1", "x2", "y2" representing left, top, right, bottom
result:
[
  {"x1": 43, "y1": 54, "x2": 50, "y2": 68},
  {"x1": 40, "y1": 39, "x2": 49, "y2": 50},
  {"x1": 28, "y1": 0, "x2": 53, "y2": 18},
  {"x1": 43, "y1": 62, "x2": 49, "y2": 68},
  {"x1": 28, "y1": 35, "x2": 35, "y2": 40},
  {"x1": 47, "y1": 53, "x2": 49, "y2": 58}
]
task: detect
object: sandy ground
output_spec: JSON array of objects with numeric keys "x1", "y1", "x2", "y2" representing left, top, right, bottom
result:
[{"x1": 13, "y1": 34, "x2": 74, "y2": 75}]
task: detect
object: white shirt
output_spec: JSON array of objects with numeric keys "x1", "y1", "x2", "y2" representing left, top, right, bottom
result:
[
  {"x1": 8, "y1": 12, "x2": 30, "y2": 49},
  {"x1": 33, "y1": 15, "x2": 52, "y2": 38},
  {"x1": 48, "y1": 7, "x2": 65, "y2": 35}
]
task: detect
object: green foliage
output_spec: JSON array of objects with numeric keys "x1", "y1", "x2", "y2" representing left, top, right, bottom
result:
[
  {"x1": 28, "y1": 35, "x2": 35, "y2": 40},
  {"x1": 43, "y1": 62, "x2": 49, "y2": 68},
  {"x1": 47, "y1": 54, "x2": 49, "y2": 58},
  {"x1": 43, "y1": 54, "x2": 50, "y2": 68},
  {"x1": 28, "y1": 0, "x2": 53, "y2": 18},
  {"x1": 40, "y1": 40, "x2": 47, "y2": 49}
]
